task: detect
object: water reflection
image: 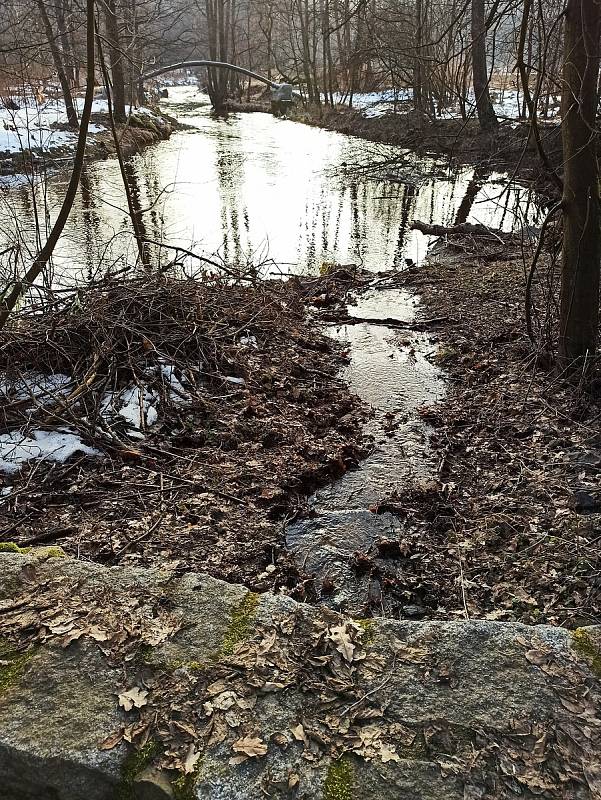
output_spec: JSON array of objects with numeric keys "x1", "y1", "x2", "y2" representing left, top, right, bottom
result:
[{"x1": 0, "y1": 86, "x2": 543, "y2": 284}]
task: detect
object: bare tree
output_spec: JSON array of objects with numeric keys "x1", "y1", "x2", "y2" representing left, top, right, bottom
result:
[
  {"x1": 471, "y1": 0, "x2": 497, "y2": 130},
  {"x1": 559, "y1": 0, "x2": 601, "y2": 372}
]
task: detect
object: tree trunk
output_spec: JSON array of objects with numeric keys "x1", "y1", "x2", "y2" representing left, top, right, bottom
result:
[
  {"x1": 559, "y1": 0, "x2": 601, "y2": 373},
  {"x1": 471, "y1": 0, "x2": 497, "y2": 131},
  {"x1": 104, "y1": 0, "x2": 127, "y2": 122},
  {"x1": 37, "y1": 0, "x2": 78, "y2": 128}
]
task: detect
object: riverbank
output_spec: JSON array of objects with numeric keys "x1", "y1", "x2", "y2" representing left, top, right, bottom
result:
[
  {"x1": 373, "y1": 234, "x2": 601, "y2": 628},
  {"x1": 293, "y1": 105, "x2": 562, "y2": 190},
  {"x1": 0, "y1": 98, "x2": 176, "y2": 175},
  {"x1": 0, "y1": 272, "x2": 365, "y2": 593}
]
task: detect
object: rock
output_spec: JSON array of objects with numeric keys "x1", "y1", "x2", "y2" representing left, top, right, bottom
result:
[
  {"x1": 402, "y1": 603, "x2": 428, "y2": 619},
  {"x1": 134, "y1": 767, "x2": 175, "y2": 799},
  {"x1": 0, "y1": 553, "x2": 599, "y2": 799},
  {"x1": 572, "y1": 489, "x2": 601, "y2": 512}
]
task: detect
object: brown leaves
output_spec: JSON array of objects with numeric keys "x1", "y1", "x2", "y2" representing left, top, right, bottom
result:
[
  {"x1": 328, "y1": 623, "x2": 356, "y2": 662},
  {"x1": 231, "y1": 735, "x2": 268, "y2": 762},
  {"x1": 118, "y1": 687, "x2": 149, "y2": 711}
]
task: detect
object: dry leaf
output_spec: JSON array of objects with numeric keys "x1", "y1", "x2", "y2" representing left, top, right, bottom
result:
[
  {"x1": 329, "y1": 623, "x2": 355, "y2": 662},
  {"x1": 232, "y1": 735, "x2": 268, "y2": 758},
  {"x1": 379, "y1": 744, "x2": 401, "y2": 763},
  {"x1": 99, "y1": 730, "x2": 123, "y2": 750},
  {"x1": 118, "y1": 686, "x2": 149, "y2": 711},
  {"x1": 183, "y1": 744, "x2": 201, "y2": 774},
  {"x1": 88, "y1": 625, "x2": 109, "y2": 642},
  {"x1": 291, "y1": 724, "x2": 309, "y2": 745}
]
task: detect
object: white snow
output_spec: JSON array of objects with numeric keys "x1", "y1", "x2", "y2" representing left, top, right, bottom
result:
[
  {"x1": 101, "y1": 385, "x2": 159, "y2": 438},
  {"x1": 160, "y1": 362, "x2": 189, "y2": 405},
  {"x1": 0, "y1": 92, "x2": 163, "y2": 156},
  {"x1": 330, "y1": 86, "x2": 560, "y2": 122},
  {"x1": 0, "y1": 372, "x2": 72, "y2": 406},
  {"x1": 0, "y1": 429, "x2": 100, "y2": 475}
]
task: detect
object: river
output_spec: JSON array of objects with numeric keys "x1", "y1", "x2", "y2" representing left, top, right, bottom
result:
[{"x1": 0, "y1": 85, "x2": 541, "y2": 286}]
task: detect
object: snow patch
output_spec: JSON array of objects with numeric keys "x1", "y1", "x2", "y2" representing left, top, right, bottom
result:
[{"x1": 0, "y1": 429, "x2": 100, "y2": 475}]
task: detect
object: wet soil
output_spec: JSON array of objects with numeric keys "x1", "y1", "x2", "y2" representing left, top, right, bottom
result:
[
  {"x1": 333, "y1": 241, "x2": 601, "y2": 628},
  {"x1": 0, "y1": 274, "x2": 367, "y2": 593}
]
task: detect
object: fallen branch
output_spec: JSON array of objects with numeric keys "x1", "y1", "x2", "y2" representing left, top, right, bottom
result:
[{"x1": 411, "y1": 220, "x2": 511, "y2": 240}]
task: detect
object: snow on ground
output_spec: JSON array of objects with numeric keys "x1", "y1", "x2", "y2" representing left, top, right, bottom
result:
[
  {"x1": 100, "y1": 385, "x2": 160, "y2": 439},
  {"x1": 0, "y1": 92, "x2": 165, "y2": 156},
  {"x1": 0, "y1": 372, "x2": 72, "y2": 404},
  {"x1": 0, "y1": 361, "x2": 200, "y2": 474},
  {"x1": 0, "y1": 96, "x2": 103, "y2": 155},
  {"x1": 332, "y1": 87, "x2": 560, "y2": 122},
  {"x1": 0, "y1": 429, "x2": 100, "y2": 475}
]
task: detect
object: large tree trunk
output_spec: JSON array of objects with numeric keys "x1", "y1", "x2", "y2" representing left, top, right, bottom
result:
[
  {"x1": 37, "y1": 0, "x2": 78, "y2": 128},
  {"x1": 104, "y1": 0, "x2": 127, "y2": 122},
  {"x1": 559, "y1": 0, "x2": 601, "y2": 372},
  {"x1": 470, "y1": 0, "x2": 497, "y2": 131}
]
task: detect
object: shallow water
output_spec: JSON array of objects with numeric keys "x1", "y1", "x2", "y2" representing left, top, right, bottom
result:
[
  {"x1": 0, "y1": 85, "x2": 542, "y2": 285},
  {"x1": 286, "y1": 288, "x2": 445, "y2": 612}
]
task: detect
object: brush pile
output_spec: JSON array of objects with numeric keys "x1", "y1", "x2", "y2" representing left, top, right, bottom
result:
[{"x1": 0, "y1": 273, "x2": 365, "y2": 590}]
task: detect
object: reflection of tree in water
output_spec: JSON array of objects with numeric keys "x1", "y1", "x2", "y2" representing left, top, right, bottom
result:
[
  {"x1": 214, "y1": 136, "x2": 249, "y2": 265},
  {"x1": 122, "y1": 160, "x2": 156, "y2": 266},
  {"x1": 454, "y1": 166, "x2": 488, "y2": 225},
  {"x1": 78, "y1": 167, "x2": 104, "y2": 281},
  {"x1": 393, "y1": 183, "x2": 417, "y2": 268}
]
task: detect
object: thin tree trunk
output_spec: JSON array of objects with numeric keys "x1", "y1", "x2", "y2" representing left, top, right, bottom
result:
[
  {"x1": 37, "y1": 0, "x2": 78, "y2": 128},
  {"x1": 471, "y1": 0, "x2": 497, "y2": 131},
  {"x1": 104, "y1": 0, "x2": 127, "y2": 122},
  {"x1": 559, "y1": 0, "x2": 601, "y2": 372},
  {"x1": 0, "y1": 0, "x2": 95, "y2": 329}
]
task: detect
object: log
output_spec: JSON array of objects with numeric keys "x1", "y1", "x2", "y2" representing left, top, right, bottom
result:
[{"x1": 411, "y1": 220, "x2": 510, "y2": 239}]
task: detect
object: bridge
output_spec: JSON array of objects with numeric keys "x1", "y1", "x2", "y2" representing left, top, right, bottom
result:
[
  {"x1": 140, "y1": 61, "x2": 296, "y2": 111},
  {"x1": 141, "y1": 61, "x2": 282, "y2": 89}
]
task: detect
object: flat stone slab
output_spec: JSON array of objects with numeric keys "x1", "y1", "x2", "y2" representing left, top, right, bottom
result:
[{"x1": 0, "y1": 551, "x2": 599, "y2": 799}]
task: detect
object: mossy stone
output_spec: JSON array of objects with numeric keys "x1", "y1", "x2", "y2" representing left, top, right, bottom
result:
[
  {"x1": 571, "y1": 628, "x2": 601, "y2": 678},
  {"x1": 218, "y1": 592, "x2": 260, "y2": 659},
  {"x1": 323, "y1": 757, "x2": 354, "y2": 800},
  {"x1": 0, "y1": 638, "x2": 34, "y2": 696}
]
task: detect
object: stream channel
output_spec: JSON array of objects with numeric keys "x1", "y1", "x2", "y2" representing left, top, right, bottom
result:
[{"x1": 0, "y1": 86, "x2": 543, "y2": 611}]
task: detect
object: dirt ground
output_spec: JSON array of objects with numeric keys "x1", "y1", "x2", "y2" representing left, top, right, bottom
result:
[
  {"x1": 0, "y1": 273, "x2": 367, "y2": 592},
  {"x1": 358, "y1": 239, "x2": 601, "y2": 628}
]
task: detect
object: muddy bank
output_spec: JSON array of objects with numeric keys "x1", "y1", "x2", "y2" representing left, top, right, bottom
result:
[
  {"x1": 291, "y1": 104, "x2": 562, "y2": 188},
  {"x1": 0, "y1": 273, "x2": 365, "y2": 593},
  {"x1": 349, "y1": 236, "x2": 600, "y2": 628}
]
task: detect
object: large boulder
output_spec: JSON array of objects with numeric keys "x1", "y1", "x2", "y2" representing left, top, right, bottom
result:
[{"x1": 0, "y1": 552, "x2": 599, "y2": 799}]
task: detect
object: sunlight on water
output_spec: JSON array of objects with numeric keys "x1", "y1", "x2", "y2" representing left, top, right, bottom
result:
[{"x1": 0, "y1": 85, "x2": 542, "y2": 284}]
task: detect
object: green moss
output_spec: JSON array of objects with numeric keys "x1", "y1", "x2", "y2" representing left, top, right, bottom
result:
[
  {"x1": 0, "y1": 542, "x2": 31, "y2": 554},
  {"x1": 171, "y1": 761, "x2": 202, "y2": 800},
  {"x1": 571, "y1": 628, "x2": 601, "y2": 678},
  {"x1": 116, "y1": 740, "x2": 161, "y2": 800},
  {"x1": 217, "y1": 592, "x2": 260, "y2": 659},
  {"x1": 353, "y1": 619, "x2": 375, "y2": 646},
  {"x1": 323, "y1": 757, "x2": 354, "y2": 800},
  {"x1": 36, "y1": 547, "x2": 65, "y2": 559},
  {"x1": 0, "y1": 638, "x2": 34, "y2": 695}
]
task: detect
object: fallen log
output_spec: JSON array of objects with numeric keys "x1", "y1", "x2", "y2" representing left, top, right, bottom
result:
[{"x1": 411, "y1": 219, "x2": 510, "y2": 239}]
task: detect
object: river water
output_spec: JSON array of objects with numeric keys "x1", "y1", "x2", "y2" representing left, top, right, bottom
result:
[
  {"x1": 0, "y1": 87, "x2": 542, "y2": 613},
  {"x1": 0, "y1": 85, "x2": 541, "y2": 285}
]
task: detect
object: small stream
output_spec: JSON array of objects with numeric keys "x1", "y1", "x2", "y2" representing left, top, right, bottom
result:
[
  {"x1": 287, "y1": 287, "x2": 445, "y2": 613},
  {"x1": 0, "y1": 87, "x2": 543, "y2": 608}
]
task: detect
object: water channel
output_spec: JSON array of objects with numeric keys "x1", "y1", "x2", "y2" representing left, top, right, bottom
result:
[{"x1": 0, "y1": 86, "x2": 543, "y2": 612}]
